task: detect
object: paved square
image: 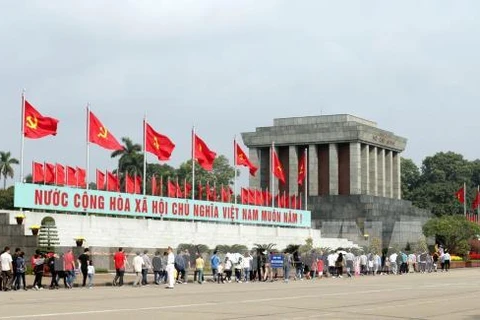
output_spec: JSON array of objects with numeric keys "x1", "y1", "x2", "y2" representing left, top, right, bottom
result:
[{"x1": 0, "y1": 269, "x2": 479, "y2": 320}]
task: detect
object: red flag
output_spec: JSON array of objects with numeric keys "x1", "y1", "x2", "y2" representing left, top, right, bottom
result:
[
  {"x1": 32, "y1": 162, "x2": 44, "y2": 183},
  {"x1": 77, "y1": 167, "x2": 86, "y2": 188},
  {"x1": 248, "y1": 189, "x2": 255, "y2": 205},
  {"x1": 23, "y1": 100, "x2": 59, "y2": 139},
  {"x1": 256, "y1": 190, "x2": 264, "y2": 206},
  {"x1": 473, "y1": 190, "x2": 480, "y2": 210},
  {"x1": 184, "y1": 180, "x2": 192, "y2": 198},
  {"x1": 235, "y1": 142, "x2": 258, "y2": 176},
  {"x1": 241, "y1": 188, "x2": 248, "y2": 204},
  {"x1": 145, "y1": 122, "x2": 175, "y2": 161},
  {"x1": 45, "y1": 163, "x2": 55, "y2": 184},
  {"x1": 167, "y1": 179, "x2": 176, "y2": 198},
  {"x1": 264, "y1": 190, "x2": 272, "y2": 206},
  {"x1": 175, "y1": 179, "x2": 183, "y2": 198},
  {"x1": 455, "y1": 186, "x2": 465, "y2": 204},
  {"x1": 290, "y1": 194, "x2": 297, "y2": 209},
  {"x1": 96, "y1": 170, "x2": 105, "y2": 190},
  {"x1": 151, "y1": 176, "x2": 157, "y2": 196},
  {"x1": 212, "y1": 185, "x2": 217, "y2": 201},
  {"x1": 55, "y1": 164, "x2": 65, "y2": 185},
  {"x1": 66, "y1": 166, "x2": 77, "y2": 187},
  {"x1": 135, "y1": 175, "x2": 142, "y2": 194},
  {"x1": 221, "y1": 186, "x2": 227, "y2": 202},
  {"x1": 272, "y1": 149, "x2": 286, "y2": 184},
  {"x1": 125, "y1": 174, "x2": 135, "y2": 193},
  {"x1": 193, "y1": 134, "x2": 216, "y2": 171},
  {"x1": 88, "y1": 111, "x2": 123, "y2": 151},
  {"x1": 298, "y1": 150, "x2": 306, "y2": 185},
  {"x1": 159, "y1": 176, "x2": 164, "y2": 196},
  {"x1": 106, "y1": 172, "x2": 119, "y2": 192}
]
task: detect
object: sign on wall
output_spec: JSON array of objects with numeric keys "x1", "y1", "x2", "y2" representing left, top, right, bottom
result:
[{"x1": 14, "y1": 183, "x2": 311, "y2": 228}]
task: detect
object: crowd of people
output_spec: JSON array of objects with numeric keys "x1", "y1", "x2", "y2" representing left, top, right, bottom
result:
[
  {"x1": 0, "y1": 246, "x2": 95, "y2": 291},
  {"x1": 0, "y1": 245, "x2": 453, "y2": 291}
]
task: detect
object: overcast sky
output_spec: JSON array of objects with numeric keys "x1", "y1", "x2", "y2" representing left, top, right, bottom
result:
[{"x1": 1, "y1": 1, "x2": 480, "y2": 187}]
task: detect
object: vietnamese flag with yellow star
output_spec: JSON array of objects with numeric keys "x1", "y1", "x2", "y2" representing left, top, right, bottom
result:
[
  {"x1": 145, "y1": 122, "x2": 175, "y2": 161},
  {"x1": 298, "y1": 149, "x2": 306, "y2": 185},
  {"x1": 23, "y1": 100, "x2": 59, "y2": 139},
  {"x1": 235, "y1": 142, "x2": 258, "y2": 176},
  {"x1": 88, "y1": 111, "x2": 123, "y2": 151},
  {"x1": 193, "y1": 133, "x2": 216, "y2": 171},
  {"x1": 272, "y1": 149, "x2": 286, "y2": 184}
]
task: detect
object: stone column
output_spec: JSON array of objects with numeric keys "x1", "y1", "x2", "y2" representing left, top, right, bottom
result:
[
  {"x1": 361, "y1": 144, "x2": 369, "y2": 195},
  {"x1": 329, "y1": 143, "x2": 339, "y2": 195},
  {"x1": 350, "y1": 142, "x2": 361, "y2": 194},
  {"x1": 248, "y1": 147, "x2": 261, "y2": 189},
  {"x1": 288, "y1": 145, "x2": 298, "y2": 195},
  {"x1": 308, "y1": 145, "x2": 318, "y2": 196},
  {"x1": 393, "y1": 152, "x2": 401, "y2": 199},
  {"x1": 377, "y1": 148, "x2": 385, "y2": 197},
  {"x1": 385, "y1": 150, "x2": 393, "y2": 198},
  {"x1": 369, "y1": 146, "x2": 377, "y2": 196}
]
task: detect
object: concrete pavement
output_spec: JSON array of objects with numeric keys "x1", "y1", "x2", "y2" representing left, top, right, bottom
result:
[{"x1": 0, "y1": 269, "x2": 479, "y2": 320}]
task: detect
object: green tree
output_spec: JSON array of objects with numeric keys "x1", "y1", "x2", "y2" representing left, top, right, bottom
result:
[
  {"x1": 177, "y1": 243, "x2": 210, "y2": 255},
  {"x1": 111, "y1": 137, "x2": 142, "y2": 176},
  {"x1": 0, "y1": 151, "x2": 19, "y2": 189},
  {"x1": 252, "y1": 243, "x2": 277, "y2": 253},
  {"x1": 423, "y1": 215, "x2": 480, "y2": 257},
  {"x1": 215, "y1": 244, "x2": 249, "y2": 254},
  {"x1": 0, "y1": 187, "x2": 14, "y2": 209},
  {"x1": 37, "y1": 217, "x2": 60, "y2": 252},
  {"x1": 407, "y1": 152, "x2": 474, "y2": 216},
  {"x1": 401, "y1": 158, "x2": 420, "y2": 200}
]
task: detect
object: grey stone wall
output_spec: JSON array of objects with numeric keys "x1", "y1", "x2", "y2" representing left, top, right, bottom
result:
[{"x1": 308, "y1": 195, "x2": 431, "y2": 249}]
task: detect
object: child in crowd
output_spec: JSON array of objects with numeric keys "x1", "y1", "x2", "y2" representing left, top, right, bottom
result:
[
  {"x1": 316, "y1": 258, "x2": 324, "y2": 279},
  {"x1": 217, "y1": 263, "x2": 224, "y2": 284},
  {"x1": 87, "y1": 260, "x2": 95, "y2": 288}
]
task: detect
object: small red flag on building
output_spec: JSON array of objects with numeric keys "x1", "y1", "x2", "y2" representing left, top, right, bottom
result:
[
  {"x1": 151, "y1": 175, "x2": 157, "y2": 196},
  {"x1": 193, "y1": 133, "x2": 217, "y2": 171},
  {"x1": 197, "y1": 181, "x2": 203, "y2": 200},
  {"x1": 88, "y1": 111, "x2": 123, "y2": 151},
  {"x1": 241, "y1": 188, "x2": 248, "y2": 204},
  {"x1": 135, "y1": 175, "x2": 142, "y2": 194},
  {"x1": 298, "y1": 150, "x2": 306, "y2": 185},
  {"x1": 272, "y1": 149, "x2": 286, "y2": 184},
  {"x1": 23, "y1": 100, "x2": 59, "y2": 139},
  {"x1": 55, "y1": 164, "x2": 65, "y2": 186},
  {"x1": 167, "y1": 179, "x2": 176, "y2": 198},
  {"x1": 145, "y1": 122, "x2": 175, "y2": 161},
  {"x1": 472, "y1": 189, "x2": 480, "y2": 210},
  {"x1": 66, "y1": 166, "x2": 77, "y2": 187},
  {"x1": 96, "y1": 170, "x2": 105, "y2": 190},
  {"x1": 125, "y1": 174, "x2": 135, "y2": 193},
  {"x1": 44, "y1": 163, "x2": 55, "y2": 184},
  {"x1": 235, "y1": 142, "x2": 258, "y2": 176},
  {"x1": 32, "y1": 162, "x2": 44, "y2": 183},
  {"x1": 184, "y1": 180, "x2": 192, "y2": 198},
  {"x1": 77, "y1": 167, "x2": 87, "y2": 188},
  {"x1": 455, "y1": 186, "x2": 465, "y2": 204},
  {"x1": 106, "y1": 171, "x2": 119, "y2": 192}
]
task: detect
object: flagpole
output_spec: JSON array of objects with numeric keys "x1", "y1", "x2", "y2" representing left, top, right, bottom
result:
[
  {"x1": 234, "y1": 136, "x2": 237, "y2": 205},
  {"x1": 477, "y1": 185, "x2": 479, "y2": 218},
  {"x1": 86, "y1": 104, "x2": 90, "y2": 190},
  {"x1": 143, "y1": 114, "x2": 147, "y2": 195},
  {"x1": 304, "y1": 147, "x2": 308, "y2": 211},
  {"x1": 191, "y1": 126, "x2": 196, "y2": 201},
  {"x1": 271, "y1": 141, "x2": 275, "y2": 209},
  {"x1": 20, "y1": 89, "x2": 26, "y2": 183},
  {"x1": 464, "y1": 182, "x2": 467, "y2": 216}
]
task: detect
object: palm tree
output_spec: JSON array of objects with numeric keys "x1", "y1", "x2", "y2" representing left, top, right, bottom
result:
[
  {"x1": 0, "y1": 151, "x2": 19, "y2": 189},
  {"x1": 111, "y1": 137, "x2": 142, "y2": 176}
]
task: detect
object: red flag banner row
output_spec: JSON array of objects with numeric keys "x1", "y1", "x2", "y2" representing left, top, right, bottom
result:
[{"x1": 32, "y1": 162, "x2": 86, "y2": 187}]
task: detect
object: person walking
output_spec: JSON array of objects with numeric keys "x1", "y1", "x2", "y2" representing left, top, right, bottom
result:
[
  {"x1": 152, "y1": 251, "x2": 163, "y2": 285},
  {"x1": 14, "y1": 251, "x2": 26, "y2": 291},
  {"x1": 141, "y1": 250, "x2": 152, "y2": 285},
  {"x1": 345, "y1": 250, "x2": 355, "y2": 278},
  {"x1": 165, "y1": 247, "x2": 175, "y2": 289},
  {"x1": 48, "y1": 253, "x2": 59, "y2": 289},
  {"x1": 174, "y1": 251, "x2": 186, "y2": 284},
  {"x1": 64, "y1": 249, "x2": 75, "y2": 288},
  {"x1": 335, "y1": 253, "x2": 344, "y2": 278},
  {"x1": 210, "y1": 250, "x2": 221, "y2": 283},
  {"x1": 32, "y1": 252, "x2": 45, "y2": 290},
  {"x1": 11, "y1": 248, "x2": 21, "y2": 290},
  {"x1": 1, "y1": 247, "x2": 13, "y2": 291},
  {"x1": 55, "y1": 253, "x2": 68, "y2": 288},
  {"x1": 195, "y1": 253, "x2": 205, "y2": 284},
  {"x1": 283, "y1": 252, "x2": 292, "y2": 283},
  {"x1": 132, "y1": 252, "x2": 144, "y2": 287},
  {"x1": 87, "y1": 260, "x2": 95, "y2": 288},
  {"x1": 443, "y1": 250, "x2": 451, "y2": 272},
  {"x1": 224, "y1": 257, "x2": 233, "y2": 283},
  {"x1": 113, "y1": 248, "x2": 128, "y2": 287},
  {"x1": 243, "y1": 252, "x2": 253, "y2": 283},
  {"x1": 78, "y1": 248, "x2": 90, "y2": 287}
]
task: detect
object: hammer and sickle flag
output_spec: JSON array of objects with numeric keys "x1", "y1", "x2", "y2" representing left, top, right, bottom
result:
[
  {"x1": 145, "y1": 122, "x2": 175, "y2": 161},
  {"x1": 23, "y1": 100, "x2": 59, "y2": 139},
  {"x1": 88, "y1": 111, "x2": 123, "y2": 151},
  {"x1": 235, "y1": 142, "x2": 258, "y2": 176}
]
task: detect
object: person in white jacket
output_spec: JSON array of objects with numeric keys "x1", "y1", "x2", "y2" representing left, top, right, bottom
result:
[
  {"x1": 132, "y1": 252, "x2": 144, "y2": 287},
  {"x1": 165, "y1": 247, "x2": 175, "y2": 289},
  {"x1": 243, "y1": 252, "x2": 253, "y2": 283}
]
